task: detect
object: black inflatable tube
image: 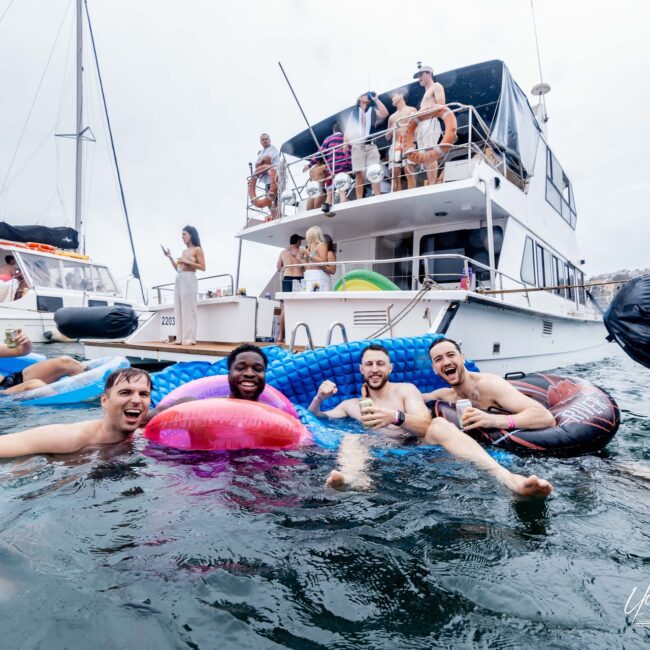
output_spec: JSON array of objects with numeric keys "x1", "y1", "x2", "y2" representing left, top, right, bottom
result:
[
  {"x1": 428, "y1": 373, "x2": 620, "y2": 456},
  {"x1": 54, "y1": 306, "x2": 139, "y2": 339}
]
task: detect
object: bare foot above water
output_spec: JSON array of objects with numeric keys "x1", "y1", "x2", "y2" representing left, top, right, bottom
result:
[
  {"x1": 325, "y1": 469, "x2": 372, "y2": 491},
  {"x1": 504, "y1": 473, "x2": 553, "y2": 497}
]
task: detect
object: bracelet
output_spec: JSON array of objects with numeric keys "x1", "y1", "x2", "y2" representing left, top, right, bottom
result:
[{"x1": 506, "y1": 415, "x2": 516, "y2": 430}]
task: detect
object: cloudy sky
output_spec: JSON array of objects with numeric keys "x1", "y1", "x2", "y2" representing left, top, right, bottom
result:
[{"x1": 0, "y1": 0, "x2": 648, "y2": 300}]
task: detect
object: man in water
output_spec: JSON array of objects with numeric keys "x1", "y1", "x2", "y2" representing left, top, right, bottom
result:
[
  {"x1": 143, "y1": 343, "x2": 269, "y2": 423},
  {"x1": 0, "y1": 329, "x2": 86, "y2": 393},
  {"x1": 0, "y1": 368, "x2": 151, "y2": 458},
  {"x1": 423, "y1": 337, "x2": 556, "y2": 431},
  {"x1": 413, "y1": 64, "x2": 446, "y2": 185},
  {"x1": 309, "y1": 343, "x2": 553, "y2": 496},
  {"x1": 226, "y1": 343, "x2": 268, "y2": 401}
]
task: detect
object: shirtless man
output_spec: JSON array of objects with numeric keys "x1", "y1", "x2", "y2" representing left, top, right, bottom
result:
[
  {"x1": 0, "y1": 329, "x2": 86, "y2": 394},
  {"x1": 422, "y1": 338, "x2": 555, "y2": 495},
  {"x1": 0, "y1": 367, "x2": 151, "y2": 458},
  {"x1": 413, "y1": 64, "x2": 446, "y2": 185},
  {"x1": 309, "y1": 343, "x2": 552, "y2": 496},
  {"x1": 277, "y1": 234, "x2": 306, "y2": 293},
  {"x1": 385, "y1": 90, "x2": 417, "y2": 191}
]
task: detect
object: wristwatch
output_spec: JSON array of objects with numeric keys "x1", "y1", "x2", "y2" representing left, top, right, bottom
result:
[{"x1": 393, "y1": 410, "x2": 406, "y2": 426}]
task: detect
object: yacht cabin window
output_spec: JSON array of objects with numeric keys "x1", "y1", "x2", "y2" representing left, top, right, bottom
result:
[{"x1": 546, "y1": 147, "x2": 577, "y2": 229}]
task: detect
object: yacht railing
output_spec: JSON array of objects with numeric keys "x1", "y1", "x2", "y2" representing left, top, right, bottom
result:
[
  {"x1": 281, "y1": 252, "x2": 532, "y2": 306},
  {"x1": 151, "y1": 273, "x2": 235, "y2": 305},
  {"x1": 245, "y1": 103, "x2": 524, "y2": 222}
]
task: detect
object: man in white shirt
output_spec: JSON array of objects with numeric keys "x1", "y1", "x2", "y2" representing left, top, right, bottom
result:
[{"x1": 254, "y1": 133, "x2": 280, "y2": 191}]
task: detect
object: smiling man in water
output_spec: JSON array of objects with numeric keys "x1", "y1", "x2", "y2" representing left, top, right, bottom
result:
[
  {"x1": 226, "y1": 344, "x2": 267, "y2": 401},
  {"x1": 309, "y1": 343, "x2": 553, "y2": 496},
  {"x1": 0, "y1": 368, "x2": 151, "y2": 459}
]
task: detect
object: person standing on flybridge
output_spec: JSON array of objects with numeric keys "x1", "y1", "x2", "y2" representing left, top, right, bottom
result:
[{"x1": 162, "y1": 226, "x2": 206, "y2": 346}]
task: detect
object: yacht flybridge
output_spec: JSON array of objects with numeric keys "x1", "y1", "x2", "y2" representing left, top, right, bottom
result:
[{"x1": 86, "y1": 60, "x2": 609, "y2": 373}]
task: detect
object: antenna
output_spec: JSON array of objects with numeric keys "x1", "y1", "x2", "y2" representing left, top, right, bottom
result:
[{"x1": 530, "y1": 0, "x2": 549, "y2": 122}]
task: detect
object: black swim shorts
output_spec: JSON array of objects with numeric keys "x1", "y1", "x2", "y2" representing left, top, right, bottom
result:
[{"x1": 0, "y1": 370, "x2": 23, "y2": 389}]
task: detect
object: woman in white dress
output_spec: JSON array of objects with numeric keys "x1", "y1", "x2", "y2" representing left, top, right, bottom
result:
[
  {"x1": 162, "y1": 226, "x2": 206, "y2": 345},
  {"x1": 304, "y1": 226, "x2": 331, "y2": 291}
]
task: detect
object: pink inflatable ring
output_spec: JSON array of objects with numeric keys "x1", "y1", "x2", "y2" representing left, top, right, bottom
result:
[
  {"x1": 158, "y1": 374, "x2": 298, "y2": 418},
  {"x1": 144, "y1": 398, "x2": 311, "y2": 451}
]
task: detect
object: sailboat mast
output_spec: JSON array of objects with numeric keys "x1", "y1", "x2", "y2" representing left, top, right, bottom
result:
[{"x1": 74, "y1": 0, "x2": 83, "y2": 250}]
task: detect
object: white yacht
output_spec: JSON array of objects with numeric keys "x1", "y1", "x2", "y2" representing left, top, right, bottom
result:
[
  {"x1": 85, "y1": 60, "x2": 609, "y2": 373},
  {"x1": 0, "y1": 235, "x2": 139, "y2": 342},
  {"x1": 0, "y1": 0, "x2": 145, "y2": 342}
]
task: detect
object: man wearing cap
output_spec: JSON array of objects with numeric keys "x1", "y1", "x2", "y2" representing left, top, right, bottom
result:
[
  {"x1": 344, "y1": 92, "x2": 389, "y2": 200},
  {"x1": 413, "y1": 64, "x2": 446, "y2": 185}
]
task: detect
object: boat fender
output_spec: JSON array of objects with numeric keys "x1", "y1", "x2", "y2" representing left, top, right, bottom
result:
[
  {"x1": 603, "y1": 273, "x2": 650, "y2": 369},
  {"x1": 54, "y1": 305, "x2": 138, "y2": 339}
]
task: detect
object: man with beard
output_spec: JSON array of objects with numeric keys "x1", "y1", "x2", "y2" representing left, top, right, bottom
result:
[
  {"x1": 0, "y1": 368, "x2": 151, "y2": 458},
  {"x1": 423, "y1": 338, "x2": 556, "y2": 431},
  {"x1": 310, "y1": 343, "x2": 554, "y2": 496},
  {"x1": 422, "y1": 337, "x2": 555, "y2": 496}
]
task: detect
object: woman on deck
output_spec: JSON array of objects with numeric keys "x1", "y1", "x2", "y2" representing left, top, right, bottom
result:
[
  {"x1": 163, "y1": 226, "x2": 206, "y2": 345},
  {"x1": 304, "y1": 226, "x2": 331, "y2": 291}
]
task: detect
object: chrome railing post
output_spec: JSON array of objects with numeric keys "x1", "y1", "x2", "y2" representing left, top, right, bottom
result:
[
  {"x1": 326, "y1": 322, "x2": 348, "y2": 346},
  {"x1": 289, "y1": 322, "x2": 315, "y2": 353}
]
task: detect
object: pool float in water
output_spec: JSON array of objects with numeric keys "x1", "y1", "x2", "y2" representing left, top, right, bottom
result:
[
  {"x1": 428, "y1": 372, "x2": 620, "y2": 456},
  {"x1": 7, "y1": 356, "x2": 129, "y2": 406},
  {"x1": 143, "y1": 398, "x2": 311, "y2": 451},
  {"x1": 158, "y1": 374, "x2": 298, "y2": 418},
  {"x1": 0, "y1": 352, "x2": 46, "y2": 375},
  {"x1": 333, "y1": 270, "x2": 400, "y2": 292}
]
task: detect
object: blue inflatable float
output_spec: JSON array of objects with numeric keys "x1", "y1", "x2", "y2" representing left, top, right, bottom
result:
[
  {"x1": 0, "y1": 352, "x2": 46, "y2": 375},
  {"x1": 150, "y1": 334, "x2": 476, "y2": 407},
  {"x1": 7, "y1": 356, "x2": 129, "y2": 406}
]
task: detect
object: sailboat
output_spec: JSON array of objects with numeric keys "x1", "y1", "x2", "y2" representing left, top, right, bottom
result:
[{"x1": 0, "y1": 0, "x2": 144, "y2": 342}]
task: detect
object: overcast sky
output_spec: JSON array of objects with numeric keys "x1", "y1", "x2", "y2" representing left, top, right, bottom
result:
[{"x1": 0, "y1": 0, "x2": 648, "y2": 300}]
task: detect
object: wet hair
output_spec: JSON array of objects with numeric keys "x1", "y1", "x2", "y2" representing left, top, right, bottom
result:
[
  {"x1": 182, "y1": 225, "x2": 201, "y2": 247},
  {"x1": 227, "y1": 343, "x2": 268, "y2": 370},
  {"x1": 429, "y1": 337, "x2": 462, "y2": 354},
  {"x1": 360, "y1": 343, "x2": 390, "y2": 361},
  {"x1": 4, "y1": 255, "x2": 15, "y2": 264},
  {"x1": 104, "y1": 367, "x2": 151, "y2": 392}
]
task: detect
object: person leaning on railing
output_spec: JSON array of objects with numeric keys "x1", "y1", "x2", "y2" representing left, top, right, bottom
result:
[
  {"x1": 344, "y1": 92, "x2": 388, "y2": 199},
  {"x1": 304, "y1": 225, "x2": 331, "y2": 291}
]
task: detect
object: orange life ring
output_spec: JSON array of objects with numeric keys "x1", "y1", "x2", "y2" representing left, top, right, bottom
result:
[
  {"x1": 403, "y1": 105, "x2": 458, "y2": 164},
  {"x1": 248, "y1": 167, "x2": 277, "y2": 209},
  {"x1": 27, "y1": 242, "x2": 56, "y2": 253},
  {"x1": 0, "y1": 240, "x2": 28, "y2": 249}
]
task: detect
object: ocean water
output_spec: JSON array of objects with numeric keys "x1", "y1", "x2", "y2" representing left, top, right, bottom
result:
[{"x1": 0, "y1": 343, "x2": 648, "y2": 649}]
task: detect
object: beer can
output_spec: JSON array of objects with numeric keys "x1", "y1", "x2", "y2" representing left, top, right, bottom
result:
[
  {"x1": 4, "y1": 328, "x2": 16, "y2": 348},
  {"x1": 455, "y1": 399, "x2": 472, "y2": 430},
  {"x1": 359, "y1": 397, "x2": 373, "y2": 428}
]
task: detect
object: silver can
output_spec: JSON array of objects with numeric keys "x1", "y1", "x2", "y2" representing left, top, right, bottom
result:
[{"x1": 455, "y1": 399, "x2": 472, "y2": 430}]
